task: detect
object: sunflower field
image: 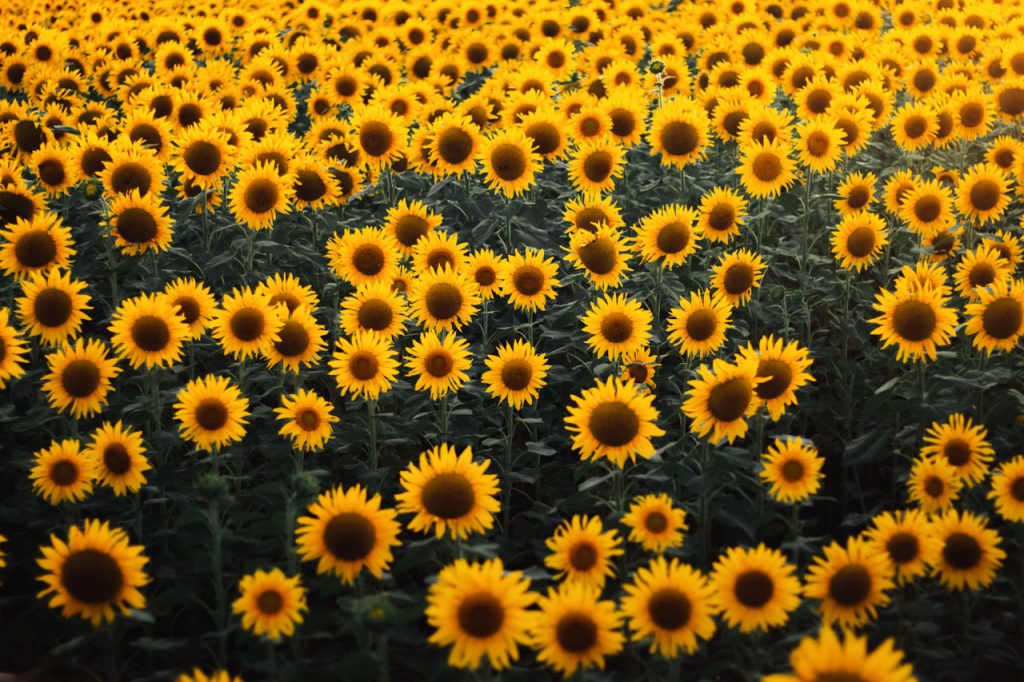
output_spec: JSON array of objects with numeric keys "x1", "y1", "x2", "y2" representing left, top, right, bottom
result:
[{"x1": 2, "y1": 0, "x2": 1024, "y2": 680}]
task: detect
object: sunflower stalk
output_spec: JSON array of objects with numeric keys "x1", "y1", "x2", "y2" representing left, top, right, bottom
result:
[
  {"x1": 502, "y1": 403, "x2": 514, "y2": 538},
  {"x1": 207, "y1": 497, "x2": 228, "y2": 666},
  {"x1": 368, "y1": 398, "x2": 379, "y2": 472}
]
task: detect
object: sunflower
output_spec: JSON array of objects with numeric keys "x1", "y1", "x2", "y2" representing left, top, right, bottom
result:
[
  {"x1": 632, "y1": 205, "x2": 699, "y2": 269},
  {"x1": 569, "y1": 103, "x2": 612, "y2": 142},
  {"x1": 36, "y1": 520, "x2": 148, "y2": 626},
  {"x1": 383, "y1": 198, "x2": 442, "y2": 255},
  {"x1": 232, "y1": 568, "x2": 306, "y2": 641},
  {"x1": 295, "y1": 483, "x2": 400, "y2": 584},
  {"x1": 565, "y1": 376, "x2": 664, "y2": 467},
  {"x1": 30, "y1": 144, "x2": 77, "y2": 196},
  {"x1": 258, "y1": 273, "x2": 319, "y2": 313},
  {"x1": 405, "y1": 330, "x2": 472, "y2": 399},
  {"x1": 428, "y1": 113, "x2": 481, "y2": 176},
  {"x1": 175, "y1": 670, "x2": 244, "y2": 682},
  {"x1": 710, "y1": 544, "x2": 801, "y2": 633},
  {"x1": 164, "y1": 278, "x2": 217, "y2": 340},
  {"x1": 426, "y1": 558, "x2": 536, "y2": 670},
  {"x1": 931, "y1": 509, "x2": 1006, "y2": 591},
  {"x1": 580, "y1": 293, "x2": 652, "y2": 360},
  {"x1": 212, "y1": 286, "x2": 285, "y2": 360},
  {"x1": 568, "y1": 137, "x2": 624, "y2": 194},
  {"x1": 647, "y1": 98, "x2": 709, "y2": 168},
  {"x1": 500, "y1": 248, "x2": 560, "y2": 312},
  {"x1": 920, "y1": 413, "x2": 994, "y2": 486},
  {"x1": 697, "y1": 187, "x2": 747, "y2": 244},
  {"x1": 710, "y1": 249, "x2": 766, "y2": 306},
  {"x1": 908, "y1": 455, "x2": 962, "y2": 514},
  {"x1": 795, "y1": 116, "x2": 846, "y2": 173},
  {"x1": 956, "y1": 164, "x2": 1012, "y2": 225},
  {"x1": 621, "y1": 556, "x2": 717, "y2": 657},
  {"x1": 737, "y1": 335, "x2": 814, "y2": 421},
  {"x1": 478, "y1": 127, "x2": 540, "y2": 197},
  {"x1": 981, "y1": 231, "x2": 1023, "y2": 269},
  {"x1": 520, "y1": 108, "x2": 569, "y2": 160},
  {"x1": 327, "y1": 226, "x2": 400, "y2": 287},
  {"x1": 618, "y1": 346, "x2": 658, "y2": 388},
  {"x1": 683, "y1": 356, "x2": 764, "y2": 444},
  {"x1": 481, "y1": 338, "x2": 549, "y2": 409},
  {"x1": 831, "y1": 212, "x2": 888, "y2": 271},
  {"x1": 891, "y1": 101, "x2": 937, "y2": 151},
  {"x1": 545, "y1": 515, "x2": 623, "y2": 589},
  {"x1": 803, "y1": 536, "x2": 893, "y2": 628},
  {"x1": 101, "y1": 138, "x2": 165, "y2": 197},
  {"x1": 17, "y1": 268, "x2": 91, "y2": 346},
  {"x1": 881, "y1": 168, "x2": 917, "y2": 215},
  {"x1": 760, "y1": 437, "x2": 824, "y2": 504},
  {"x1": 264, "y1": 305, "x2": 326, "y2": 373},
  {"x1": 173, "y1": 375, "x2": 250, "y2": 451},
  {"x1": 413, "y1": 230, "x2": 469, "y2": 274},
  {"x1": 290, "y1": 155, "x2": 339, "y2": 210},
  {"x1": 328, "y1": 330, "x2": 399, "y2": 400},
  {"x1": 530, "y1": 583, "x2": 623, "y2": 677},
  {"x1": 737, "y1": 137, "x2": 795, "y2": 198},
  {"x1": 42, "y1": 337, "x2": 120, "y2": 419},
  {"x1": 898, "y1": 179, "x2": 953, "y2": 237},
  {"x1": 566, "y1": 224, "x2": 632, "y2": 288},
  {"x1": 340, "y1": 282, "x2": 408, "y2": 340},
  {"x1": 621, "y1": 494, "x2": 688, "y2": 553},
  {"x1": 966, "y1": 278, "x2": 1024, "y2": 353},
  {"x1": 466, "y1": 249, "x2": 503, "y2": 299},
  {"x1": 105, "y1": 190, "x2": 173, "y2": 256},
  {"x1": 834, "y1": 172, "x2": 876, "y2": 216},
  {"x1": 870, "y1": 286, "x2": 958, "y2": 363},
  {"x1": 172, "y1": 124, "x2": 234, "y2": 189},
  {"x1": 30, "y1": 439, "x2": 95, "y2": 505},
  {"x1": 764, "y1": 628, "x2": 915, "y2": 682},
  {"x1": 274, "y1": 389, "x2": 337, "y2": 453},
  {"x1": 0, "y1": 184, "x2": 45, "y2": 236},
  {"x1": 988, "y1": 456, "x2": 1024, "y2": 523},
  {"x1": 398, "y1": 442, "x2": 500, "y2": 539},
  {"x1": 563, "y1": 193, "x2": 625, "y2": 234},
  {"x1": 228, "y1": 161, "x2": 292, "y2": 230},
  {"x1": 350, "y1": 104, "x2": 407, "y2": 168},
  {"x1": 0, "y1": 307, "x2": 28, "y2": 388},
  {"x1": 108, "y1": 293, "x2": 188, "y2": 369},
  {"x1": 864, "y1": 510, "x2": 940, "y2": 584},
  {"x1": 0, "y1": 212, "x2": 74, "y2": 279}
]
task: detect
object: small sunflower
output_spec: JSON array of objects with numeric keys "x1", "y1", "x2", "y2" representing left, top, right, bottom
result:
[
  {"x1": 563, "y1": 194, "x2": 625, "y2": 234},
  {"x1": 964, "y1": 278, "x2": 1024, "y2": 353},
  {"x1": 232, "y1": 568, "x2": 307, "y2": 641},
  {"x1": 0, "y1": 307, "x2": 29, "y2": 387},
  {"x1": 737, "y1": 137, "x2": 795, "y2": 198},
  {"x1": 568, "y1": 137, "x2": 625, "y2": 194},
  {"x1": 466, "y1": 249, "x2": 503, "y2": 299},
  {"x1": 212, "y1": 286, "x2": 285, "y2": 360},
  {"x1": 164, "y1": 278, "x2": 217, "y2": 340},
  {"x1": 83, "y1": 421, "x2": 150, "y2": 496},
  {"x1": 683, "y1": 357, "x2": 764, "y2": 444},
  {"x1": 920, "y1": 413, "x2": 994, "y2": 486},
  {"x1": 426, "y1": 558, "x2": 536, "y2": 670},
  {"x1": 258, "y1": 273, "x2": 320, "y2": 313},
  {"x1": 42, "y1": 337, "x2": 120, "y2": 419},
  {"x1": 580, "y1": 293, "x2": 652, "y2": 360},
  {"x1": 737, "y1": 335, "x2": 814, "y2": 421},
  {"x1": 795, "y1": 116, "x2": 846, "y2": 173},
  {"x1": 478, "y1": 127, "x2": 540, "y2": 197},
  {"x1": 30, "y1": 439, "x2": 95, "y2": 505},
  {"x1": 954, "y1": 245, "x2": 1011, "y2": 301},
  {"x1": 621, "y1": 556, "x2": 717, "y2": 657},
  {"x1": 172, "y1": 124, "x2": 234, "y2": 189},
  {"x1": 175, "y1": 670, "x2": 244, "y2": 682},
  {"x1": 36, "y1": 520, "x2": 148, "y2": 626},
  {"x1": 428, "y1": 113, "x2": 482, "y2": 176},
  {"x1": 545, "y1": 515, "x2": 623, "y2": 589},
  {"x1": 264, "y1": 305, "x2": 326, "y2": 373},
  {"x1": 864, "y1": 510, "x2": 940, "y2": 584},
  {"x1": 0, "y1": 213, "x2": 75, "y2": 279},
  {"x1": 107, "y1": 190, "x2": 173, "y2": 255},
  {"x1": 566, "y1": 224, "x2": 633, "y2": 289},
  {"x1": 632, "y1": 205, "x2": 699, "y2": 269},
  {"x1": 988, "y1": 455, "x2": 1024, "y2": 523},
  {"x1": 295, "y1": 483, "x2": 401, "y2": 584},
  {"x1": 666, "y1": 289, "x2": 732, "y2": 358},
  {"x1": 565, "y1": 376, "x2": 665, "y2": 467},
  {"x1": 396, "y1": 444, "x2": 500, "y2": 540},
  {"x1": 30, "y1": 144, "x2": 78, "y2": 196},
  {"x1": 17, "y1": 268, "x2": 91, "y2": 346},
  {"x1": 621, "y1": 494, "x2": 688, "y2": 553},
  {"x1": 710, "y1": 249, "x2": 766, "y2": 305},
  {"x1": 956, "y1": 164, "x2": 1012, "y2": 224},
  {"x1": 529, "y1": 583, "x2": 624, "y2": 677},
  {"x1": 647, "y1": 99, "x2": 709, "y2": 168},
  {"x1": 328, "y1": 331, "x2": 399, "y2": 400},
  {"x1": 831, "y1": 212, "x2": 888, "y2": 271},
  {"x1": 340, "y1": 281, "x2": 408, "y2": 340},
  {"x1": 759, "y1": 437, "x2": 824, "y2": 504},
  {"x1": 228, "y1": 161, "x2": 293, "y2": 230},
  {"x1": 413, "y1": 229, "x2": 469, "y2": 274},
  {"x1": 500, "y1": 248, "x2": 561, "y2": 312},
  {"x1": 803, "y1": 536, "x2": 894, "y2": 628},
  {"x1": 274, "y1": 389, "x2": 338, "y2": 452},
  {"x1": 931, "y1": 509, "x2": 1006, "y2": 591},
  {"x1": 481, "y1": 338, "x2": 549, "y2": 409},
  {"x1": 870, "y1": 285, "x2": 958, "y2": 362},
  {"x1": 173, "y1": 375, "x2": 250, "y2": 451},
  {"x1": 898, "y1": 179, "x2": 954, "y2": 237},
  {"x1": 108, "y1": 293, "x2": 188, "y2": 369},
  {"x1": 350, "y1": 104, "x2": 407, "y2": 168},
  {"x1": 405, "y1": 330, "x2": 472, "y2": 399},
  {"x1": 383, "y1": 198, "x2": 442, "y2": 255},
  {"x1": 908, "y1": 455, "x2": 962, "y2": 513},
  {"x1": 710, "y1": 544, "x2": 801, "y2": 633}
]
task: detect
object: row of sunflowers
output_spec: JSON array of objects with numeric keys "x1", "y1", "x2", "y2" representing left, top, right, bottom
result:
[{"x1": 1, "y1": 0, "x2": 1024, "y2": 680}]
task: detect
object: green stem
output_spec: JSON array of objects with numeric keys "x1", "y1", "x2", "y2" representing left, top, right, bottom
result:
[
  {"x1": 503, "y1": 404, "x2": 514, "y2": 537},
  {"x1": 368, "y1": 399, "x2": 379, "y2": 472}
]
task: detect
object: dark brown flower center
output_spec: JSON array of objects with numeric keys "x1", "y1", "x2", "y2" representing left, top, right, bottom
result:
[
  {"x1": 34, "y1": 287, "x2": 73, "y2": 327},
  {"x1": 756, "y1": 359, "x2": 793, "y2": 400},
  {"x1": 512, "y1": 265, "x2": 544, "y2": 296},
  {"x1": 457, "y1": 592, "x2": 504, "y2": 638},
  {"x1": 751, "y1": 152, "x2": 782, "y2": 182},
  {"x1": 195, "y1": 398, "x2": 229, "y2": 431},
  {"x1": 425, "y1": 350, "x2": 454, "y2": 378},
  {"x1": 131, "y1": 315, "x2": 171, "y2": 352},
  {"x1": 38, "y1": 159, "x2": 65, "y2": 187},
  {"x1": 982, "y1": 297, "x2": 1023, "y2": 339},
  {"x1": 886, "y1": 532, "x2": 919, "y2": 564},
  {"x1": 942, "y1": 532, "x2": 981, "y2": 570},
  {"x1": 574, "y1": 207, "x2": 610, "y2": 233},
  {"x1": 184, "y1": 141, "x2": 222, "y2": 176},
  {"x1": 781, "y1": 459, "x2": 805, "y2": 482},
  {"x1": 360, "y1": 121, "x2": 394, "y2": 157},
  {"x1": 349, "y1": 351, "x2": 380, "y2": 381},
  {"x1": 735, "y1": 569, "x2": 774, "y2": 608},
  {"x1": 474, "y1": 266, "x2": 496, "y2": 287},
  {"x1": 913, "y1": 195, "x2": 941, "y2": 223},
  {"x1": 708, "y1": 377, "x2": 753, "y2": 422},
  {"x1": 969, "y1": 179, "x2": 1000, "y2": 212},
  {"x1": 600, "y1": 312, "x2": 633, "y2": 343},
  {"x1": 275, "y1": 320, "x2": 310, "y2": 357},
  {"x1": 578, "y1": 237, "x2": 617, "y2": 275},
  {"x1": 393, "y1": 214, "x2": 428, "y2": 247},
  {"x1": 806, "y1": 130, "x2": 831, "y2": 157},
  {"x1": 645, "y1": 511, "x2": 668, "y2": 533},
  {"x1": 723, "y1": 263, "x2": 754, "y2": 295},
  {"x1": 323, "y1": 512, "x2": 377, "y2": 561},
  {"x1": 425, "y1": 282, "x2": 463, "y2": 320},
  {"x1": 50, "y1": 458, "x2": 79, "y2": 486},
  {"x1": 62, "y1": 359, "x2": 101, "y2": 397},
  {"x1": 942, "y1": 438, "x2": 971, "y2": 467},
  {"x1": 14, "y1": 229, "x2": 57, "y2": 268},
  {"x1": 294, "y1": 170, "x2": 327, "y2": 202},
  {"x1": 352, "y1": 243, "x2": 385, "y2": 276},
  {"x1": 923, "y1": 475, "x2": 944, "y2": 498},
  {"x1": 103, "y1": 443, "x2": 132, "y2": 475},
  {"x1": 656, "y1": 221, "x2": 690, "y2": 254},
  {"x1": 525, "y1": 121, "x2": 560, "y2": 155},
  {"x1": 297, "y1": 409, "x2": 320, "y2": 431},
  {"x1": 661, "y1": 121, "x2": 699, "y2": 156},
  {"x1": 437, "y1": 127, "x2": 474, "y2": 164},
  {"x1": 648, "y1": 588, "x2": 691, "y2": 630},
  {"x1": 117, "y1": 207, "x2": 158, "y2": 244},
  {"x1": 845, "y1": 226, "x2": 876, "y2": 258},
  {"x1": 828, "y1": 564, "x2": 871, "y2": 606},
  {"x1": 257, "y1": 589, "x2": 284, "y2": 615},
  {"x1": 588, "y1": 401, "x2": 640, "y2": 447},
  {"x1": 568, "y1": 541, "x2": 597, "y2": 571},
  {"x1": 420, "y1": 472, "x2": 475, "y2": 519},
  {"x1": 490, "y1": 143, "x2": 527, "y2": 181},
  {"x1": 173, "y1": 296, "x2": 200, "y2": 325},
  {"x1": 500, "y1": 359, "x2": 532, "y2": 391},
  {"x1": 243, "y1": 178, "x2": 279, "y2": 214},
  {"x1": 357, "y1": 299, "x2": 393, "y2": 331},
  {"x1": 555, "y1": 612, "x2": 598, "y2": 653},
  {"x1": 891, "y1": 300, "x2": 937, "y2": 342},
  {"x1": 582, "y1": 150, "x2": 613, "y2": 183},
  {"x1": 61, "y1": 549, "x2": 124, "y2": 604},
  {"x1": 230, "y1": 308, "x2": 265, "y2": 342}
]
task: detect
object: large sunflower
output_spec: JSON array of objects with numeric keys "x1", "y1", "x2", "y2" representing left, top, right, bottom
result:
[
  {"x1": 580, "y1": 293, "x2": 652, "y2": 360},
  {"x1": 500, "y1": 248, "x2": 561, "y2": 312},
  {"x1": 109, "y1": 293, "x2": 188, "y2": 369},
  {"x1": 228, "y1": 161, "x2": 293, "y2": 230},
  {"x1": 232, "y1": 568, "x2": 306, "y2": 640},
  {"x1": 396, "y1": 443, "x2": 500, "y2": 540},
  {"x1": 30, "y1": 439, "x2": 95, "y2": 505},
  {"x1": 107, "y1": 190, "x2": 173, "y2": 256},
  {"x1": 898, "y1": 179, "x2": 954, "y2": 236},
  {"x1": 36, "y1": 520, "x2": 148, "y2": 626},
  {"x1": 481, "y1": 338, "x2": 549, "y2": 409},
  {"x1": 620, "y1": 556, "x2": 717, "y2": 657},
  {"x1": 565, "y1": 376, "x2": 664, "y2": 467},
  {"x1": 263, "y1": 305, "x2": 326, "y2": 373},
  {"x1": 17, "y1": 268, "x2": 92, "y2": 346},
  {"x1": 697, "y1": 186, "x2": 747, "y2": 244},
  {"x1": 295, "y1": 483, "x2": 400, "y2": 584},
  {"x1": 870, "y1": 286, "x2": 958, "y2": 362},
  {"x1": 42, "y1": 337, "x2": 120, "y2": 419},
  {"x1": 930, "y1": 509, "x2": 1006, "y2": 591},
  {"x1": 864, "y1": 510, "x2": 940, "y2": 584},
  {"x1": 172, "y1": 123, "x2": 234, "y2": 189},
  {"x1": 803, "y1": 536, "x2": 894, "y2": 628},
  {"x1": 405, "y1": 330, "x2": 472, "y2": 399},
  {"x1": 956, "y1": 163, "x2": 1011, "y2": 224},
  {"x1": 529, "y1": 583, "x2": 623, "y2": 677},
  {"x1": 328, "y1": 330, "x2": 399, "y2": 400},
  {"x1": 920, "y1": 413, "x2": 994, "y2": 486},
  {"x1": 682, "y1": 357, "x2": 764, "y2": 444},
  {"x1": 964, "y1": 278, "x2": 1024, "y2": 353},
  {"x1": 764, "y1": 628, "x2": 915, "y2": 682},
  {"x1": 173, "y1": 375, "x2": 250, "y2": 451},
  {"x1": 759, "y1": 437, "x2": 824, "y2": 504},
  {"x1": 428, "y1": 113, "x2": 481, "y2": 176},
  {"x1": 212, "y1": 286, "x2": 285, "y2": 360},
  {"x1": 274, "y1": 389, "x2": 338, "y2": 452},
  {"x1": 710, "y1": 249, "x2": 766, "y2": 306},
  {"x1": 710, "y1": 544, "x2": 801, "y2": 633},
  {"x1": 350, "y1": 104, "x2": 407, "y2": 168},
  {"x1": 425, "y1": 558, "x2": 536, "y2": 670},
  {"x1": 666, "y1": 289, "x2": 732, "y2": 358},
  {"x1": 0, "y1": 213, "x2": 75, "y2": 279},
  {"x1": 647, "y1": 99, "x2": 709, "y2": 168},
  {"x1": 621, "y1": 494, "x2": 688, "y2": 554},
  {"x1": 545, "y1": 515, "x2": 623, "y2": 589},
  {"x1": 737, "y1": 335, "x2": 814, "y2": 421}
]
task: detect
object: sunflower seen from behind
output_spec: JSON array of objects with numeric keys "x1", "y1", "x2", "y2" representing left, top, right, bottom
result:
[
  {"x1": 295, "y1": 483, "x2": 400, "y2": 584},
  {"x1": 530, "y1": 582, "x2": 623, "y2": 677},
  {"x1": 232, "y1": 568, "x2": 306, "y2": 640},
  {"x1": 565, "y1": 376, "x2": 664, "y2": 467},
  {"x1": 36, "y1": 519, "x2": 148, "y2": 626},
  {"x1": 710, "y1": 544, "x2": 801, "y2": 633}
]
